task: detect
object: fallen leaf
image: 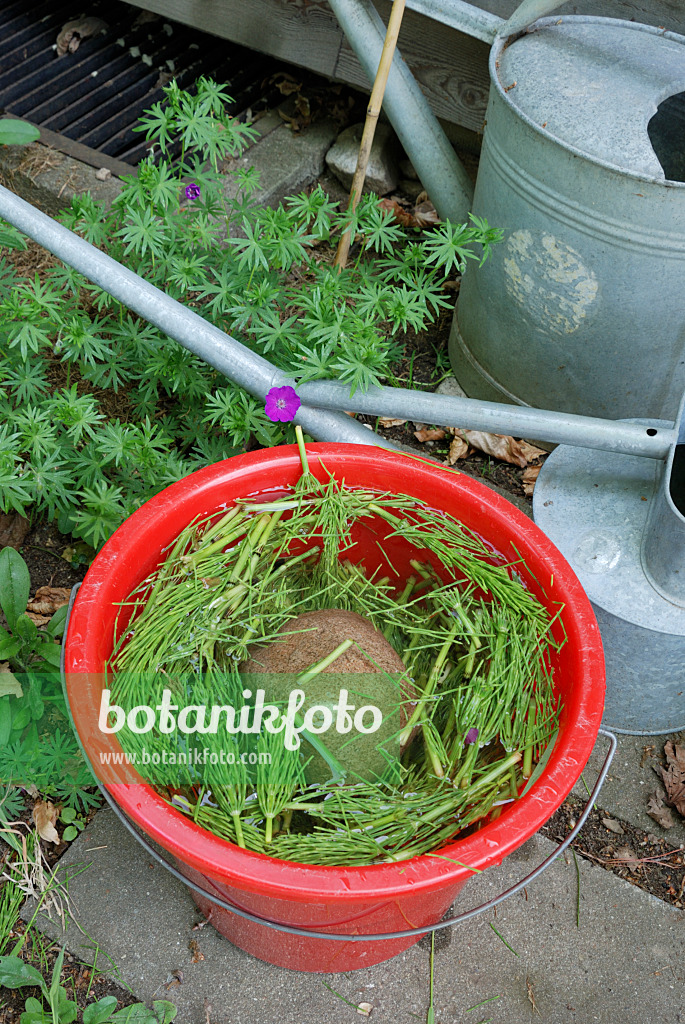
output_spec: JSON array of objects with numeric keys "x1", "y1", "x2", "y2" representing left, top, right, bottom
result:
[
  {"x1": 647, "y1": 791, "x2": 675, "y2": 829},
  {"x1": 518, "y1": 440, "x2": 547, "y2": 462},
  {"x1": 447, "y1": 435, "x2": 469, "y2": 464},
  {"x1": 601, "y1": 817, "x2": 625, "y2": 835},
  {"x1": 378, "y1": 196, "x2": 440, "y2": 230},
  {"x1": 413, "y1": 199, "x2": 440, "y2": 228},
  {"x1": 522, "y1": 465, "x2": 541, "y2": 496},
  {"x1": 414, "y1": 428, "x2": 445, "y2": 443},
  {"x1": 457, "y1": 430, "x2": 543, "y2": 468},
  {"x1": 612, "y1": 845, "x2": 636, "y2": 863},
  {"x1": 272, "y1": 73, "x2": 302, "y2": 96},
  {"x1": 378, "y1": 417, "x2": 407, "y2": 428},
  {"x1": 33, "y1": 799, "x2": 60, "y2": 844},
  {"x1": 0, "y1": 513, "x2": 30, "y2": 550},
  {"x1": 0, "y1": 664, "x2": 22, "y2": 698},
  {"x1": 56, "y1": 17, "x2": 107, "y2": 57},
  {"x1": 357, "y1": 1004, "x2": 373, "y2": 1017},
  {"x1": 189, "y1": 939, "x2": 205, "y2": 963},
  {"x1": 657, "y1": 741, "x2": 685, "y2": 817},
  {"x1": 27, "y1": 587, "x2": 70, "y2": 616},
  {"x1": 25, "y1": 612, "x2": 52, "y2": 626}
]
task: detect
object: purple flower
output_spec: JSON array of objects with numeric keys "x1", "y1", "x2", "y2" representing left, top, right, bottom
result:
[
  {"x1": 265, "y1": 385, "x2": 301, "y2": 423},
  {"x1": 184, "y1": 182, "x2": 201, "y2": 201},
  {"x1": 464, "y1": 727, "x2": 479, "y2": 746}
]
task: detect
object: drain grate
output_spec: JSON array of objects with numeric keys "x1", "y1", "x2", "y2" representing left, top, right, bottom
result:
[{"x1": 0, "y1": 0, "x2": 284, "y2": 171}]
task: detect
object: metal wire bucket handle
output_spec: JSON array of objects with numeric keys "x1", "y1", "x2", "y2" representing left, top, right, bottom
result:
[{"x1": 61, "y1": 584, "x2": 616, "y2": 942}]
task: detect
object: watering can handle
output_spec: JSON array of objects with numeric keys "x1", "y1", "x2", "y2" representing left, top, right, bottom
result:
[
  {"x1": 498, "y1": 0, "x2": 567, "y2": 37},
  {"x1": 62, "y1": 585, "x2": 617, "y2": 942}
]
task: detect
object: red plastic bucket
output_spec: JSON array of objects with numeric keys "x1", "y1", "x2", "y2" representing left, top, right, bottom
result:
[{"x1": 64, "y1": 444, "x2": 605, "y2": 972}]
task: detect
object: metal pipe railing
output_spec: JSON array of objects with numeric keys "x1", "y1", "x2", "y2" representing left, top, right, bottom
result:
[
  {"x1": 0, "y1": 185, "x2": 395, "y2": 451},
  {"x1": 0, "y1": 184, "x2": 674, "y2": 462},
  {"x1": 326, "y1": 0, "x2": 474, "y2": 223}
]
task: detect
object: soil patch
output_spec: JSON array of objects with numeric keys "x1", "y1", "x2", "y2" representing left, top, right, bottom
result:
[{"x1": 541, "y1": 795, "x2": 685, "y2": 909}]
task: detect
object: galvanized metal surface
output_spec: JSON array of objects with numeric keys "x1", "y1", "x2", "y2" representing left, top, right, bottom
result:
[
  {"x1": 497, "y1": 19, "x2": 685, "y2": 177},
  {"x1": 297, "y1": 381, "x2": 676, "y2": 459},
  {"x1": 533, "y1": 407, "x2": 685, "y2": 735},
  {"x1": 0, "y1": 0, "x2": 280, "y2": 167},
  {"x1": 450, "y1": 16, "x2": 685, "y2": 423},
  {"x1": 326, "y1": 0, "x2": 474, "y2": 223}
]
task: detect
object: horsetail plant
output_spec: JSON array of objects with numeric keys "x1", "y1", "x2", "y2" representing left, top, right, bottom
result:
[{"x1": 102, "y1": 431, "x2": 562, "y2": 866}]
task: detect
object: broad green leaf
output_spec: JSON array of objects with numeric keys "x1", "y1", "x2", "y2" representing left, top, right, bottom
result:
[
  {"x1": 0, "y1": 696, "x2": 13, "y2": 745},
  {"x1": 19, "y1": 996, "x2": 47, "y2": 1024},
  {"x1": 34, "y1": 641, "x2": 61, "y2": 668},
  {"x1": 0, "y1": 637, "x2": 22, "y2": 662},
  {"x1": 0, "y1": 548, "x2": 30, "y2": 629},
  {"x1": 151, "y1": 1002, "x2": 177, "y2": 1023},
  {"x1": 14, "y1": 615, "x2": 38, "y2": 644},
  {"x1": 83, "y1": 996, "x2": 118, "y2": 1024},
  {"x1": 110, "y1": 1005, "x2": 156, "y2": 1023},
  {"x1": 48, "y1": 947, "x2": 66, "y2": 1009},
  {"x1": 62, "y1": 825, "x2": 78, "y2": 842},
  {"x1": 0, "y1": 955, "x2": 47, "y2": 992},
  {"x1": 0, "y1": 120, "x2": 41, "y2": 146},
  {"x1": 46, "y1": 604, "x2": 68, "y2": 639}
]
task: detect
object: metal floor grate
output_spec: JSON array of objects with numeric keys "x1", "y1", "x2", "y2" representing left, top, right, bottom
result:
[{"x1": 0, "y1": 0, "x2": 284, "y2": 171}]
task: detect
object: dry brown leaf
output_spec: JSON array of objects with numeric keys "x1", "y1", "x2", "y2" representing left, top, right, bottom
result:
[
  {"x1": 518, "y1": 440, "x2": 547, "y2": 462},
  {"x1": 413, "y1": 428, "x2": 445, "y2": 443},
  {"x1": 0, "y1": 513, "x2": 30, "y2": 551},
  {"x1": 33, "y1": 799, "x2": 60, "y2": 845},
  {"x1": 448, "y1": 435, "x2": 469, "y2": 464},
  {"x1": 658, "y1": 741, "x2": 685, "y2": 818},
  {"x1": 25, "y1": 612, "x2": 52, "y2": 626},
  {"x1": 56, "y1": 17, "x2": 107, "y2": 57},
  {"x1": 26, "y1": 587, "x2": 71, "y2": 616},
  {"x1": 601, "y1": 817, "x2": 625, "y2": 835},
  {"x1": 378, "y1": 198, "x2": 416, "y2": 229},
  {"x1": 647, "y1": 790, "x2": 676, "y2": 829},
  {"x1": 378, "y1": 195, "x2": 440, "y2": 230},
  {"x1": 273, "y1": 74, "x2": 302, "y2": 96},
  {"x1": 378, "y1": 417, "x2": 406, "y2": 428},
  {"x1": 522, "y1": 465, "x2": 541, "y2": 496},
  {"x1": 0, "y1": 664, "x2": 22, "y2": 698},
  {"x1": 413, "y1": 199, "x2": 440, "y2": 228},
  {"x1": 459, "y1": 430, "x2": 541, "y2": 468},
  {"x1": 189, "y1": 939, "x2": 205, "y2": 963}
]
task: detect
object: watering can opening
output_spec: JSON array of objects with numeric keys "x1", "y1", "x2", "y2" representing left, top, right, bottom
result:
[{"x1": 648, "y1": 92, "x2": 685, "y2": 183}]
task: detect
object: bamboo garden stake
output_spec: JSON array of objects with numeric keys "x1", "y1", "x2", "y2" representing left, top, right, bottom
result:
[{"x1": 334, "y1": 0, "x2": 407, "y2": 270}]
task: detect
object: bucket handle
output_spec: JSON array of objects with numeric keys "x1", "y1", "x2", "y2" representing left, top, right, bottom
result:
[{"x1": 62, "y1": 585, "x2": 617, "y2": 942}]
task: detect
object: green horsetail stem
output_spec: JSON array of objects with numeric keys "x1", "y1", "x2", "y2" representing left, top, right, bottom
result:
[{"x1": 108, "y1": 453, "x2": 562, "y2": 866}]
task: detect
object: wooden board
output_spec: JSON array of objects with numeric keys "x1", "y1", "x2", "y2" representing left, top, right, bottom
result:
[{"x1": 122, "y1": 0, "x2": 685, "y2": 135}]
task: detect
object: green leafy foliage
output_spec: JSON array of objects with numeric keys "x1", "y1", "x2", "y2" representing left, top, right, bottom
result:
[
  {"x1": 0, "y1": 77, "x2": 500, "y2": 548},
  {"x1": 0, "y1": 547, "x2": 96, "y2": 813},
  {"x1": 0, "y1": 119, "x2": 41, "y2": 147},
  {"x1": 0, "y1": 952, "x2": 176, "y2": 1023}
]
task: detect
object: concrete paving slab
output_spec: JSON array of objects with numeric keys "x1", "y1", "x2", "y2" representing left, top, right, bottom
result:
[
  {"x1": 24, "y1": 807, "x2": 685, "y2": 1024},
  {"x1": 228, "y1": 120, "x2": 338, "y2": 209}
]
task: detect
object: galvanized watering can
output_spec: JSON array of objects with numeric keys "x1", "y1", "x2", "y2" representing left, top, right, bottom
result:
[{"x1": 449, "y1": 10, "x2": 685, "y2": 421}]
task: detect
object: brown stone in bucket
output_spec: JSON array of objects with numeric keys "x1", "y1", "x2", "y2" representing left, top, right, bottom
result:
[
  {"x1": 239, "y1": 610, "x2": 416, "y2": 773},
  {"x1": 241, "y1": 609, "x2": 403, "y2": 677}
]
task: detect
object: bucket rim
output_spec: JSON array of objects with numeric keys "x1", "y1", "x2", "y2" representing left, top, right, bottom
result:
[
  {"x1": 492, "y1": 15, "x2": 685, "y2": 190},
  {"x1": 64, "y1": 443, "x2": 605, "y2": 901}
]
